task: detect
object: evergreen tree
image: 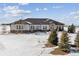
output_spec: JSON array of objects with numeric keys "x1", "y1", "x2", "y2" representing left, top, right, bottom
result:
[
  {"x1": 59, "y1": 32, "x2": 70, "y2": 52},
  {"x1": 68, "y1": 24, "x2": 75, "y2": 33},
  {"x1": 75, "y1": 32, "x2": 79, "y2": 51},
  {"x1": 48, "y1": 30, "x2": 58, "y2": 45}
]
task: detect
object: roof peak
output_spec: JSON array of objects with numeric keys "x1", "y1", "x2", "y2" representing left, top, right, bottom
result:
[{"x1": 26, "y1": 18, "x2": 49, "y2": 19}]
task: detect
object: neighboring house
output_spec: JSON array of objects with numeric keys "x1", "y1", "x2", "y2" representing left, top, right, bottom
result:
[
  {"x1": 1, "y1": 24, "x2": 10, "y2": 34},
  {"x1": 2, "y1": 18, "x2": 64, "y2": 33}
]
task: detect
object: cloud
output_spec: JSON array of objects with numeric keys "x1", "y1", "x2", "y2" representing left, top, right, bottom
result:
[
  {"x1": 60, "y1": 10, "x2": 79, "y2": 25},
  {"x1": 68, "y1": 11, "x2": 79, "y2": 20},
  {"x1": 52, "y1": 6, "x2": 62, "y2": 9},
  {"x1": 63, "y1": 11, "x2": 79, "y2": 20},
  {"x1": 43, "y1": 8, "x2": 48, "y2": 11},
  {"x1": 24, "y1": 10, "x2": 31, "y2": 14},
  {"x1": 70, "y1": 11, "x2": 79, "y2": 15},
  {"x1": 18, "y1": 3, "x2": 29, "y2": 5},
  {"x1": 0, "y1": 5, "x2": 32, "y2": 23},
  {"x1": 35, "y1": 8, "x2": 40, "y2": 11},
  {"x1": 36, "y1": 7, "x2": 48, "y2": 11},
  {"x1": 2, "y1": 6, "x2": 31, "y2": 17},
  {"x1": 73, "y1": 15, "x2": 79, "y2": 19}
]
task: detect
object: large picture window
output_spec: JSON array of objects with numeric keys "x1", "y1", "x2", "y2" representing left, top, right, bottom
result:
[
  {"x1": 16, "y1": 25, "x2": 23, "y2": 29},
  {"x1": 30, "y1": 26, "x2": 34, "y2": 30},
  {"x1": 43, "y1": 26, "x2": 47, "y2": 30},
  {"x1": 36, "y1": 25, "x2": 41, "y2": 30}
]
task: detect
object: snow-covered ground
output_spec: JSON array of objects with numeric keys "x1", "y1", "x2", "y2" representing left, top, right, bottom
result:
[
  {"x1": 0, "y1": 27, "x2": 78, "y2": 56},
  {"x1": 0, "y1": 32, "x2": 54, "y2": 56}
]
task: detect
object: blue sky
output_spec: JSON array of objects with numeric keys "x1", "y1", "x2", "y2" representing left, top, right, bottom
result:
[{"x1": 0, "y1": 3, "x2": 79, "y2": 25}]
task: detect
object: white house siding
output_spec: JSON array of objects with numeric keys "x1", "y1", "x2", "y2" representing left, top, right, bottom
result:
[
  {"x1": 10, "y1": 24, "x2": 64, "y2": 33},
  {"x1": 0, "y1": 25, "x2": 10, "y2": 34},
  {"x1": 58, "y1": 25, "x2": 64, "y2": 30},
  {"x1": 29, "y1": 25, "x2": 50, "y2": 31},
  {"x1": 10, "y1": 24, "x2": 50, "y2": 32},
  {"x1": 40, "y1": 25, "x2": 50, "y2": 30},
  {"x1": 23, "y1": 24, "x2": 30, "y2": 30},
  {"x1": 51, "y1": 25, "x2": 64, "y2": 31},
  {"x1": 10, "y1": 24, "x2": 30, "y2": 31},
  {"x1": 53, "y1": 25, "x2": 57, "y2": 30},
  {"x1": 60, "y1": 25, "x2": 64, "y2": 29}
]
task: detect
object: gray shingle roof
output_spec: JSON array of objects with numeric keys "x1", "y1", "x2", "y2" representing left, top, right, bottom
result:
[
  {"x1": 10, "y1": 20, "x2": 30, "y2": 24},
  {"x1": 24, "y1": 18, "x2": 64, "y2": 25},
  {"x1": 3, "y1": 18, "x2": 64, "y2": 25},
  {"x1": 24, "y1": 18, "x2": 50, "y2": 25},
  {"x1": 47, "y1": 19, "x2": 64, "y2": 25}
]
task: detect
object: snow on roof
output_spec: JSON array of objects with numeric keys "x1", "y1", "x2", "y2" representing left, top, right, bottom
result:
[{"x1": 25, "y1": 21, "x2": 32, "y2": 24}]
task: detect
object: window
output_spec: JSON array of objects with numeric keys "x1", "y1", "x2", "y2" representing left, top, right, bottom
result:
[
  {"x1": 36, "y1": 25, "x2": 41, "y2": 30},
  {"x1": 21, "y1": 26, "x2": 23, "y2": 29},
  {"x1": 16, "y1": 25, "x2": 19, "y2": 29},
  {"x1": 16, "y1": 25, "x2": 23, "y2": 29},
  {"x1": 30, "y1": 26, "x2": 34, "y2": 30},
  {"x1": 19, "y1": 26, "x2": 21, "y2": 29},
  {"x1": 43, "y1": 26, "x2": 47, "y2": 30}
]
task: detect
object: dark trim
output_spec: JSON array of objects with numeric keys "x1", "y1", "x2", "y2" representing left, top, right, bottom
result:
[{"x1": 10, "y1": 30, "x2": 50, "y2": 33}]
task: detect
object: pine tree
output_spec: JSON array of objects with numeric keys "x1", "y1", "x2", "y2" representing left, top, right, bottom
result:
[
  {"x1": 68, "y1": 24, "x2": 75, "y2": 33},
  {"x1": 48, "y1": 30, "x2": 58, "y2": 45},
  {"x1": 59, "y1": 32, "x2": 70, "y2": 52},
  {"x1": 75, "y1": 32, "x2": 79, "y2": 51}
]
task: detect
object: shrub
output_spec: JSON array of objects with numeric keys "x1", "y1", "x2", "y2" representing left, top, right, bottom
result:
[
  {"x1": 68, "y1": 24, "x2": 75, "y2": 33},
  {"x1": 75, "y1": 32, "x2": 79, "y2": 51},
  {"x1": 48, "y1": 30, "x2": 58, "y2": 46},
  {"x1": 59, "y1": 32, "x2": 70, "y2": 52}
]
